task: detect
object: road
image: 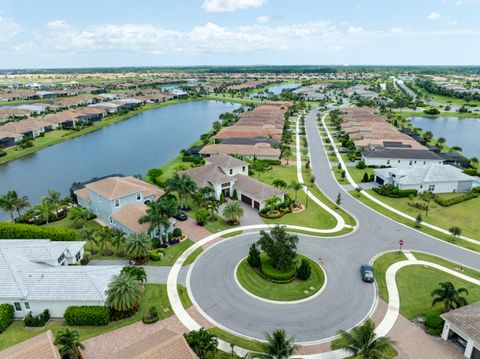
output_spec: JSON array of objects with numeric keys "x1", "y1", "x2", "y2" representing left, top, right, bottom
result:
[{"x1": 186, "y1": 107, "x2": 480, "y2": 343}]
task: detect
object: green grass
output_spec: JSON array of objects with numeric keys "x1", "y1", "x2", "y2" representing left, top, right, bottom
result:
[
  {"x1": 149, "y1": 239, "x2": 195, "y2": 266},
  {"x1": 286, "y1": 227, "x2": 353, "y2": 237},
  {"x1": 208, "y1": 327, "x2": 265, "y2": 353},
  {"x1": 184, "y1": 247, "x2": 204, "y2": 266},
  {"x1": 395, "y1": 111, "x2": 480, "y2": 119},
  {"x1": 201, "y1": 95, "x2": 262, "y2": 105},
  {"x1": 351, "y1": 191, "x2": 480, "y2": 253},
  {"x1": 0, "y1": 284, "x2": 172, "y2": 351},
  {"x1": 204, "y1": 215, "x2": 238, "y2": 233},
  {"x1": 346, "y1": 166, "x2": 375, "y2": 184},
  {"x1": 412, "y1": 252, "x2": 480, "y2": 281},
  {"x1": 372, "y1": 252, "x2": 408, "y2": 302},
  {"x1": 253, "y1": 165, "x2": 337, "y2": 230},
  {"x1": 236, "y1": 255, "x2": 325, "y2": 301},
  {"x1": 177, "y1": 285, "x2": 192, "y2": 309},
  {"x1": 397, "y1": 265, "x2": 480, "y2": 319},
  {"x1": 222, "y1": 230, "x2": 243, "y2": 238},
  {"x1": 364, "y1": 189, "x2": 480, "y2": 241}
]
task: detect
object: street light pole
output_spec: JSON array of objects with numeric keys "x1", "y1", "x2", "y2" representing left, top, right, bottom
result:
[{"x1": 230, "y1": 343, "x2": 235, "y2": 358}]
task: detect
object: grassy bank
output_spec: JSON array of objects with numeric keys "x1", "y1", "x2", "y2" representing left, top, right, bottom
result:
[{"x1": 395, "y1": 111, "x2": 480, "y2": 119}]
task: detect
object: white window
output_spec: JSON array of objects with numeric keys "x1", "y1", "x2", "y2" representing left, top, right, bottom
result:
[
  {"x1": 24, "y1": 302, "x2": 30, "y2": 310},
  {"x1": 242, "y1": 166, "x2": 246, "y2": 172},
  {"x1": 13, "y1": 302, "x2": 21, "y2": 311},
  {"x1": 136, "y1": 193, "x2": 142, "y2": 201},
  {"x1": 409, "y1": 161, "x2": 413, "y2": 165},
  {"x1": 424, "y1": 161, "x2": 427, "y2": 165},
  {"x1": 229, "y1": 169, "x2": 233, "y2": 175},
  {"x1": 114, "y1": 199, "x2": 120, "y2": 208},
  {"x1": 386, "y1": 160, "x2": 390, "y2": 165},
  {"x1": 98, "y1": 194, "x2": 102, "y2": 202},
  {"x1": 398, "y1": 160, "x2": 401, "y2": 163},
  {"x1": 109, "y1": 216, "x2": 115, "y2": 224},
  {"x1": 428, "y1": 184, "x2": 435, "y2": 192}
]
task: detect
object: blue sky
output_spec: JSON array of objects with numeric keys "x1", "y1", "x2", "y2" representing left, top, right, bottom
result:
[{"x1": 1, "y1": 0, "x2": 479, "y2": 68}]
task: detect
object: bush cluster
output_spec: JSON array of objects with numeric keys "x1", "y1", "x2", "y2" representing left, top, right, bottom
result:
[
  {"x1": 247, "y1": 244, "x2": 261, "y2": 268},
  {"x1": 64, "y1": 306, "x2": 110, "y2": 326},
  {"x1": 142, "y1": 306, "x2": 159, "y2": 324},
  {"x1": 434, "y1": 192, "x2": 479, "y2": 207},
  {"x1": 172, "y1": 228, "x2": 182, "y2": 238},
  {"x1": 373, "y1": 184, "x2": 417, "y2": 198},
  {"x1": 24, "y1": 309, "x2": 50, "y2": 327},
  {"x1": 297, "y1": 258, "x2": 312, "y2": 280},
  {"x1": 424, "y1": 312, "x2": 444, "y2": 336},
  {"x1": 260, "y1": 257, "x2": 297, "y2": 283},
  {"x1": 408, "y1": 201, "x2": 429, "y2": 211},
  {"x1": 0, "y1": 304, "x2": 14, "y2": 333},
  {"x1": 0, "y1": 222, "x2": 76, "y2": 241},
  {"x1": 150, "y1": 248, "x2": 166, "y2": 261},
  {"x1": 256, "y1": 159, "x2": 281, "y2": 166}
]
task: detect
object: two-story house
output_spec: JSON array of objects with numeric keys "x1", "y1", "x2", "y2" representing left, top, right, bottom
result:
[
  {"x1": 180, "y1": 154, "x2": 285, "y2": 210},
  {"x1": 73, "y1": 175, "x2": 164, "y2": 236}
]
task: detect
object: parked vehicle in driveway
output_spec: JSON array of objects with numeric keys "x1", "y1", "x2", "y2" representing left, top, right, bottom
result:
[
  {"x1": 339, "y1": 147, "x2": 348, "y2": 153},
  {"x1": 360, "y1": 264, "x2": 374, "y2": 282},
  {"x1": 174, "y1": 211, "x2": 188, "y2": 221}
]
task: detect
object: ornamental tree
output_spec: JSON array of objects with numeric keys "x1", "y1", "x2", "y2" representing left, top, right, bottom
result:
[{"x1": 257, "y1": 226, "x2": 298, "y2": 270}]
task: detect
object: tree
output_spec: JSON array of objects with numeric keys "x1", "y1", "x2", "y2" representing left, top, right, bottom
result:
[
  {"x1": 0, "y1": 191, "x2": 18, "y2": 222},
  {"x1": 419, "y1": 191, "x2": 434, "y2": 216},
  {"x1": 451, "y1": 146, "x2": 463, "y2": 152},
  {"x1": 124, "y1": 233, "x2": 152, "y2": 262},
  {"x1": 247, "y1": 243, "x2": 261, "y2": 268},
  {"x1": 106, "y1": 273, "x2": 143, "y2": 313},
  {"x1": 281, "y1": 147, "x2": 293, "y2": 165},
  {"x1": 222, "y1": 200, "x2": 244, "y2": 224},
  {"x1": 432, "y1": 282, "x2": 469, "y2": 313},
  {"x1": 437, "y1": 137, "x2": 446, "y2": 145},
  {"x1": 121, "y1": 266, "x2": 147, "y2": 284},
  {"x1": 146, "y1": 168, "x2": 163, "y2": 183},
  {"x1": 46, "y1": 189, "x2": 62, "y2": 219},
  {"x1": 195, "y1": 208, "x2": 209, "y2": 226},
  {"x1": 264, "y1": 195, "x2": 282, "y2": 211},
  {"x1": 80, "y1": 227, "x2": 99, "y2": 255},
  {"x1": 336, "y1": 193, "x2": 342, "y2": 207},
  {"x1": 111, "y1": 230, "x2": 126, "y2": 255},
  {"x1": 336, "y1": 320, "x2": 393, "y2": 359},
  {"x1": 54, "y1": 328, "x2": 85, "y2": 359},
  {"x1": 69, "y1": 207, "x2": 91, "y2": 228},
  {"x1": 165, "y1": 173, "x2": 197, "y2": 209},
  {"x1": 272, "y1": 179, "x2": 288, "y2": 189},
  {"x1": 252, "y1": 329, "x2": 298, "y2": 359},
  {"x1": 297, "y1": 258, "x2": 312, "y2": 280},
  {"x1": 35, "y1": 196, "x2": 52, "y2": 224},
  {"x1": 251, "y1": 161, "x2": 271, "y2": 179},
  {"x1": 289, "y1": 181, "x2": 302, "y2": 204},
  {"x1": 139, "y1": 196, "x2": 178, "y2": 238},
  {"x1": 415, "y1": 214, "x2": 423, "y2": 228},
  {"x1": 257, "y1": 226, "x2": 298, "y2": 271},
  {"x1": 449, "y1": 226, "x2": 462, "y2": 239},
  {"x1": 185, "y1": 328, "x2": 218, "y2": 359},
  {"x1": 97, "y1": 226, "x2": 114, "y2": 256},
  {"x1": 11, "y1": 191, "x2": 30, "y2": 217}
]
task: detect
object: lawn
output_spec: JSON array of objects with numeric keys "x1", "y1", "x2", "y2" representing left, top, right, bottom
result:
[
  {"x1": 365, "y1": 189, "x2": 480, "y2": 240},
  {"x1": 412, "y1": 252, "x2": 480, "y2": 281},
  {"x1": 184, "y1": 247, "x2": 204, "y2": 266},
  {"x1": 177, "y1": 285, "x2": 192, "y2": 309},
  {"x1": 208, "y1": 327, "x2": 265, "y2": 353},
  {"x1": 253, "y1": 165, "x2": 337, "y2": 230},
  {"x1": 0, "y1": 284, "x2": 172, "y2": 351},
  {"x1": 395, "y1": 111, "x2": 480, "y2": 119},
  {"x1": 397, "y1": 265, "x2": 480, "y2": 319},
  {"x1": 236, "y1": 255, "x2": 324, "y2": 301},
  {"x1": 372, "y1": 251, "x2": 408, "y2": 302},
  {"x1": 149, "y1": 239, "x2": 194, "y2": 266},
  {"x1": 346, "y1": 166, "x2": 375, "y2": 184}
]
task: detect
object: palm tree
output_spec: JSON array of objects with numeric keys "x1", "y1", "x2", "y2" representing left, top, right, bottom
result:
[
  {"x1": 139, "y1": 196, "x2": 178, "y2": 239},
  {"x1": 166, "y1": 173, "x2": 197, "y2": 209},
  {"x1": 124, "y1": 233, "x2": 152, "y2": 262},
  {"x1": 111, "y1": 230, "x2": 126, "y2": 256},
  {"x1": 10, "y1": 191, "x2": 30, "y2": 217},
  {"x1": 35, "y1": 196, "x2": 51, "y2": 224},
  {"x1": 336, "y1": 320, "x2": 393, "y2": 359},
  {"x1": 185, "y1": 328, "x2": 218, "y2": 359},
  {"x1": 289, "y1": 181, "x2": 302, "y2": 204},
  {"x1": 194, "y1": 187, "x2": 216, "y2": 208},
  {"x1": 106, "y1": 273, "x2": 143, "y2": 313},
  {"x1": 281, "y1": 147, "x2": 293, "y2": 165},
  {"x1": 431, "y1": 282, "x2": 469, "y2": 312},
  {"x1": 252, "y1": 329, "x2": 298, "y2": 359},
  {"x1": 46, "y1": 189, "x2": 62, "y2": 219},
  {"x1": 272, "y1": 179, "x2": 288, "y2": 189},
  {"x1": 69, "y1": 207, "x2": 91, "y2": 228},
  {"x1": 54, "y1": 328, "x2": 85, "y2": 359},
  {"x1": 0, "y1": 191, "x2": 17, "y2": 222},
  {"x1": 264, "y1": 195, "x2": 282, "y2": 211},
  {"x1": 97, "y1": 227, "x2": 114, "y2": 256},
  {"x1": 120, "y1": 266, "x2": 147, "y2": 284},
  {"x1": 80, "y1": 227, "x2": 99, "y2": 255},
  {"x1": 222, "y1": 200, "x2": 244, "y2": 224}
]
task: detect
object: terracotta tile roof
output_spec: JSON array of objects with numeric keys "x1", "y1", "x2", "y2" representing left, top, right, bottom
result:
[
  {"x1": 234, "y1": 174, "x2": 285, "y2": 200},
  {"x1": 0, "y1": 330, "x2": 60, "y2": 359},
  {"x1": 200, "y1": 144, "x2": 280, "y2": 158},
  {"x1": 205, "y1": 154, "x2": 247, "y2": 168},
  {"x1": 74, "y1": 187, "x2": 90, "y2": 201},
  {"x1": 112, "y1": 203, "x2": 150, "y2": 233},
  {"x1": 111, "y1": 329, "x2": 197, "y2": 359},
  {"x1": 85, "y1": 176, "x2": 163, "y2": 200},
  {"x1": 441, "y1": 301, "x2": 480, "y2": 343}
]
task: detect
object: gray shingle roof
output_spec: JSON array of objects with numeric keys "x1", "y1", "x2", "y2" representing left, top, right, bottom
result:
[
  {"x1": 441, "y1": 301, "x2": 480, "y2": 343},
  {"x1": 234, "y1": 174, "x2": 285, "y2": 200},
  {"x1": 205, "y1": 154, "x2": 247, "y2": 169},
  {"x1": 376, "y1": 164, "x2": 474, "y2": 185},
  {"x1": 363, "y1": 149, "x2": 442, "y2": 160}
]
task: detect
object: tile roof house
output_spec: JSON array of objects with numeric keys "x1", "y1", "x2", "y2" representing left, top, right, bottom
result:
[
  {"x1": 0, "y1": 239, "x2": 121, "y2": 318},
  {"x1": 362, "y1": 148, "x2": 444, "y2": 168},
  {"x1": 180, "y1": 154, "x2": 285, "y2": 210},
  {"x1": 200, "y1": 143, "x2": 281, "y2": 160},
  {"x1": 374, "y1": 164, "x2": 475, "y2": 193},
  {"x1": 73, "y1": 175, "x2": 164, "y2": 236},
  {"x1": 441, "y1": 301, "x2": 480, "y2": 358}
]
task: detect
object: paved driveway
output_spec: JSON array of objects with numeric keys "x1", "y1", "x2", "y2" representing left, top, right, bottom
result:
[{"x1": 218, "y1": 200, "x2": 264, "y2": 226}]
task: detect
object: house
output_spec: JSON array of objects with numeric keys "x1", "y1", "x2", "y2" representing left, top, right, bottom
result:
[
  {"x1": 180, "y1": 154, "x2": 285, "y2": 210},
  {"x1": 374, "y1": 164, "x2": 475, "y2": 193},
  {"x1": 73, "y1": 175, "x2": 164, "y2": 236},
  {"x1": 441, "y1": 301, "x2": 480, "y2": 358},
  {"x1": 439, "y1": 152, "x2": 472, "y2": 169},
  {"x1": 362, "y1": 149, "x2": 444, "y2": 168},
  {"x1": 0, "y1": 239, "x2": 121, "y2": 318},
  {"x1": 0, "y1": 130, "x2": 23, "y2": 148},
  {"x1": 200, "y1": 143, "x2": 281, "y2": 160},
  {"x1": 0, "y1": 330, "x2": 61, "y2": 359}
]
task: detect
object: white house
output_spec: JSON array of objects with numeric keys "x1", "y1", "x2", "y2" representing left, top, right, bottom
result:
[
  {"x1": 73, "y1": 175, "x2": 165, "y2": 236},
  {"x1": 374, "y1": 164, "x2": 475, "y2": 193},
  {"x1": 362, "y1": 149, "x2": 444, "y2": 168},
  {"x1": 0, "y1": 239, "x2": 121, "y2": 318},
  {"x1": 180, "y1": 154, "x2": 285, "y2": 210}
]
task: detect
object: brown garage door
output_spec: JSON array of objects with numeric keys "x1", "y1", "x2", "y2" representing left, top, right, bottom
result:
[
  {"x1": 254, "y1": 201, "x2": 260, "y2": 210},
  {"x1": 241, "y1": 194, "x2": 252, "y2": 206}
]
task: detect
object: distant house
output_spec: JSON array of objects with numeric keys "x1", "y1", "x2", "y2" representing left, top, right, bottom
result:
[
  {"x1": 374, "y1": 164, "x2": 474, "y2": 193},
  {"x1": 362, "y1": 149, "x2": 444, "y2": 168},
  {"x1": 180, "y1": 154, "x2": 285, "y2": 210},
  {"x1": 0, "y1": 239, "x2": 121, "y2": 318},
  {"x1": 439, "y1": 152, "x2": 472, "y2": 169},
  {"x1": 73, "y1": 175, "x2": 165, "y2": 236},
  {"x1": 0, "y1": 130, "x2": 23, "y2": 148},
  {"x1": 200, "y1": 143, "x2": 280, "y2": 160}
]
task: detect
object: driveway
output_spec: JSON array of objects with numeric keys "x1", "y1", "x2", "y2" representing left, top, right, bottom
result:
[{"x1": 218, "y1": 200, "x2": 264, "y2": 226}]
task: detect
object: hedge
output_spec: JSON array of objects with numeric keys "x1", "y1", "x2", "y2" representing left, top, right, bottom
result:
[
  {"x1": 0, "y1": 304, "x2": 14, "y2": 333},
  {"x1": 260, "y1": 257, "x2": 297, "y2": 283},
  {"x1": 373, "y1": 185, "x2": 417, "y2": 198},
  {"x1": 0, "y1": 222, "x2": 77, "y2": 241},
  {"x1": 24, "y1": 309, "x2": 50, "y2": 327},
  {"x1": 434, "y1": 192, "x2": 479, "y2": 207},
  {"x1": 255, "y1": 159, "x2": 281, "y2": 166},
  {"x1": 64, "y1": 306, "x2": 110, "y2": 326}
]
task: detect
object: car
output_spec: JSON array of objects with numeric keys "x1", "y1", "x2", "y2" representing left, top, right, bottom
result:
[
  {"x1": 454, "y1": 335, "x2": 467, "y2": 349},
  {"x1": 338, "y1": 147, "x2": 348, "y2": 153},
  {"x1": 174, "y1": 211, "x2": 188, "y2": 221},
  {"x1": 360, "y1": 264, "x2": 374, "y2": 282}
]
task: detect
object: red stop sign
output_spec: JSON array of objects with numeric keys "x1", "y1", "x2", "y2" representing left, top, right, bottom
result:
[{"x1": 399, "y1": 239, "x2": 404, "y2": 246}]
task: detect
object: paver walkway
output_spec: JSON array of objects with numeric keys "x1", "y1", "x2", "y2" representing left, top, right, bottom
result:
[{"x1": 173, "y1": 218, "x2": 214, "y2": 242}]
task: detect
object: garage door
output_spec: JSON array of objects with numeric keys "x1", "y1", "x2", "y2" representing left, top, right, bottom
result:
[
  {"x1": 376, "y1": 176, "x2": 384, "y2": 185},
  {"x1": 254, "y1": 201, "x2": 260, "y2": 210},
  {"x1": 241, "y1": 194, "x2": 252, "y2": 206}
]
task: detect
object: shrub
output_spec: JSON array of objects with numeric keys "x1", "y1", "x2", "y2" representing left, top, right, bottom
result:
[
  {"x1": 373, "y1": 184, "x2": 417, "y2": 198},
  {"x1": 172, "y1": 228, "x2": 182, "y2": 238},
  {"x1": 362, "y1": 172, "x2": 370, "y2": 183},
  {"x1": 231, "y1": 189, "x2": 238, "y2": 200},
  {"x1": 150, "y1": 250, "x2": 162, "y2": 261},
  {"x1": 142, "y1": 306, "x2": 159, "y2": 324},
  {"x1": 247, "y1": 243, "x2": 261, "y2": 268},
  {"x1": 0, "y1": 222, "x2": 76, "y2": 241},
  {"x1": 356, "y1": 160, "x2": 366, "y2": 169},
  {"x1": 423, "y1": 108, "x2": 440, "y2": 115},
  {"x1": 80, "y1": 254, "x2": 90, "y2": 265},
  {"x1": 64, "y1": 306, "x2": 110, "y2": 326},
  {"x1": 255, "y1": 159, "x2": 281, "y2": 166},
  {"x1": 168, "y1": 238, "x2": 180, "y2": 245},
  {"x1": 260, "y1": 256, "x2": 297, "y2": 283},
  {"x1": 297, "y1": 258, "x2": 312, "y2": 280},
  {"x1": 425, "y1": 312, "x2": 444, "y2": 336},
  {"x1": 408, "y1": 201, "x2": 428, "y2": 211},
  {"x1": 0, "y1": 304, "x2": 14, "y2": 333},
  {"x1": 434, "y1": 192, "x2": 479, "y2": 207},
  {"x1": 24, "y1": 309, "x2": 50, "y2": 327},
  {"x1": 182, "y1": 156, "x2": 195, "y2": 162},
  {"x1": 463, "y1": 168, "x2": 479, "y2": 176}
]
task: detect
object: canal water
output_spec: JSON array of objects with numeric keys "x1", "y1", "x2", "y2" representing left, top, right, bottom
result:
[
  {"x1": 0, "y1": 100, "x2": 239, "y2": 215},
  {"x1": 409, "y1": 116, "x2": 480, "y2": 158}
]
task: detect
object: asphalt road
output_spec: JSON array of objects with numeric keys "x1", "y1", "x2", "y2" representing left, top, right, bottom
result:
[{"x1": 187, "y1": 107, "x2": 480, "y2": 343}]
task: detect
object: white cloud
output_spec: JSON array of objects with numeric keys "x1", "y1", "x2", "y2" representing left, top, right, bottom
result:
[
  {"x1": 390, "y1": 27, "x2": 404, "y2": 33},
  {"x1": 256, "y1": 15, "x2": 269, "y2": 24},
  {"x1": 455, "y1": 0, "x2": 480, "y2": 5},
  {"x1": 447, "y1": 20, "x2": 458, "y2": 25},
  {"x1": 347, "y1": 26, "x2": 364, "y2": 34},
  {"x1": 46, "y1": 19, "x2": 71, "y2": 30},
  {"x1": 0, "y1": 17, "x2": 21, "y2": 43},
  {"x1": 427, "y1": 12, "x2": 441, "y2": 20},
  {"x1": 202, "y1": 0, "x2": 267, "y2": 13}
]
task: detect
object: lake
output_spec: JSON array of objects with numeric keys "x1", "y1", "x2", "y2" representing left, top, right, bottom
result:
[
  {"x1": 409, "y1": 116, "x2": 480, "y2": 158},
  {"x1": 0, "y1": 100, "x2": 239, "y2": 217},
  {"x1": 267, "y1": 83, "x2": 301, "y2": 94}
]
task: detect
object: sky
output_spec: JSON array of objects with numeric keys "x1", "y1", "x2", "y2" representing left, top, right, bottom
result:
[{"x1": 1, "y1": 0, "x2": 480, "y2": 69}]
